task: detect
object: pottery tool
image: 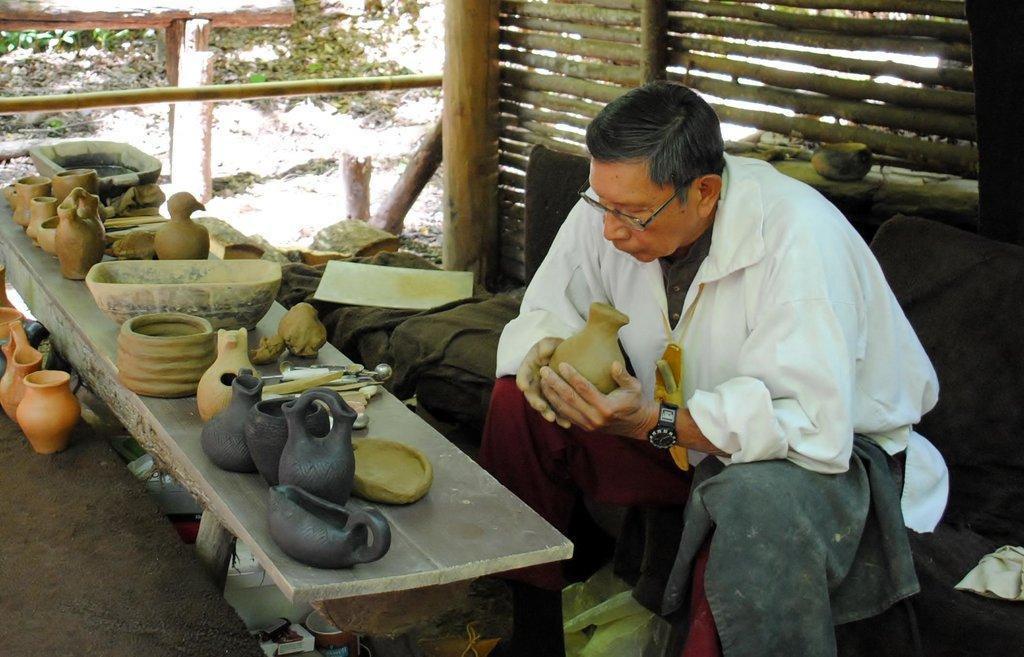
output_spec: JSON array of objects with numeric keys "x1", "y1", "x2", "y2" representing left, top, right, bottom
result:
[
  {"x1": 104, "y1": 215, "x2": 168, "y2": 229},
  {"x1": 313, "y1": 261, "x2": 474, "y2": 310},
  {"x1": 262, "y1": 370, "x2": 347, "y2": 395}
]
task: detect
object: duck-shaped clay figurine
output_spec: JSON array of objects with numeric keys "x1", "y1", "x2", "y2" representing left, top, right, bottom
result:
[{"x1": 154, "y1": 191, "x2": 210, "y2": 260}]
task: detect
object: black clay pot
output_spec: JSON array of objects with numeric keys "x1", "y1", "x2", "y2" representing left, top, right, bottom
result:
[
  {"x1": 201, "y1": 369, "x2": 261, "y2": 472},
  {"x1": 278, "y1": 388, "x2": 357, "y2": 506},
  {"x1": 245, "y1": 397, "x2": 329, "y2": 487},
  {"x1": 268, "y1": 484, "x2": 391, "y2": 569}
]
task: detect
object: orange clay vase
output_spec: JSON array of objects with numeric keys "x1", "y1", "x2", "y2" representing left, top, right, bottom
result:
[
  {"x1": 0, "y1": 321, "x2": 43, "y2": 419},
  {"x1": 17, "y1": 370, "x2": 79, "y2": 454},
  {"x1": 548, "y1": 302, "x2": 630, "y2": 394},
  {"x1": 197, "y1": 328, "x2": 255, "y2": 421}
]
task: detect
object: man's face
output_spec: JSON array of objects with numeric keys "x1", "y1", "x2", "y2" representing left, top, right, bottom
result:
[{"x1": 588, "y1": 159, "x2": 720, "y2": 262}]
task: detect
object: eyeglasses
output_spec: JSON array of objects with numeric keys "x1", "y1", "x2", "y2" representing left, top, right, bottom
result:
[{"x1": 577, "y1": 181, "x2": 683, "y2": 231}]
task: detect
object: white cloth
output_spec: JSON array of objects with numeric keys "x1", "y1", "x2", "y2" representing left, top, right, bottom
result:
[
  {"x1": 497, "y1": 154, "x2": 948, "y2": 532},
  {"x1": 955, "y1": 546, "x2": 1024, "y2": 601}
]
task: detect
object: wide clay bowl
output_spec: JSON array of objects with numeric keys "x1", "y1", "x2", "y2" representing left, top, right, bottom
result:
[
  {"x1": 86, "y1": 259, "x2": 281, "y2": 329},
  {"x1": 352, "y1": 438, "x2": 433, "y2": 505},
  {"x1": 116, "y1": 312, "x2": 216, "y2": 397}
]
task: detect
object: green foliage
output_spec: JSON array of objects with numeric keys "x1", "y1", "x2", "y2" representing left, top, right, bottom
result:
[{"x1": 0, "y1": 28, "x2": 155, "y2": 54}]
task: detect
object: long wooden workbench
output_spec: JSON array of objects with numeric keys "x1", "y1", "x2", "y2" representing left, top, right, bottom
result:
[{"x1": 0, "y1": 204, "x2": 572, "y2": 633}]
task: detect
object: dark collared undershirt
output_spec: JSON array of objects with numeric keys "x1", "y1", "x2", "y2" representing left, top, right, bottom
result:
[{"x1": 660, "y1": 223, "x2": 714, "y2": 327}]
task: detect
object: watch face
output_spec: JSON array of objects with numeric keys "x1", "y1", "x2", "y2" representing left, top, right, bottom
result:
[
  {"x1": 659, "y1": 407, "x2": 676, "y2": 423},
  {"x1": 648, "y1": 426, "x2": 677, "y2": 449}
]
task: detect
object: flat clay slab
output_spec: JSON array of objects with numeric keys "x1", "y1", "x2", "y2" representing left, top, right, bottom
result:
[{"x1": 353, "y1": 438, "x2": 433, "y2": 505}]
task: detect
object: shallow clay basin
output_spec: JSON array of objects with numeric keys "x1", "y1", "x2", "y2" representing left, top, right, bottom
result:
[{"x1": 86, "y1": 259, "x2": 282, "y2": 329}]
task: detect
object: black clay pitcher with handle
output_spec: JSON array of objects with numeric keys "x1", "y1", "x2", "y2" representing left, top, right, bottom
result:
[{"x1": 278, "y1": 388, "x2": 357, "y2": 506}]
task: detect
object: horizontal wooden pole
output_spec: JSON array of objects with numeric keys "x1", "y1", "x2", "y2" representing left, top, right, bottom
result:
[
  {"x1": 550, "y1": 0, "x2": 642, "y2": 8},
  {"x1": 501, "y1": 0, "x2": 638, "y2": 26},
  {"x1": 673, "y1": 52, "x2": 975, "y2": 114},
  {"x1": 0, "y1": 74, "x2": 443, "y2": 114},
  {"x1": 502, "y1": 124, "x2": 590, "y2": 157},
  {"x1": 500, "y1": 99, "x2": 593, "y2": 130},
  {"x1": 501, "y1": 66, "x2": 627, "y2": 104},
  {"x1": 667, "y1": 16, "x2": 973, "y2": 63},
  {"x1": 673, "y1": 1, "x2": 969, "y2": 42},
  {"x1": 502, "y1": 85, "x2": 605, "y2": 119},
  {"x1": 499, "y1": 137, "x2": 534, "y2": 157},
  {"x1": 670, "y1": 35, "x2": 974, "y2": 91},
  {"x1": 696, "y1": 0, "x2": 965, "y2": 20},
  {"x1": 685, "y1": 75, "x2": 976, "y2": 140},
  {"x1": 0, "y1": 0, "x2": 294, "y2": 29},
  {"x1": 500, "y1": 28, "x2": 644, "y2": 64},
  {"x1": 502, "y1": 49, "x2": 642, "y2": 86},
  {"x1": 500, "y1": 15, "x2": 642, "y2": 44}
]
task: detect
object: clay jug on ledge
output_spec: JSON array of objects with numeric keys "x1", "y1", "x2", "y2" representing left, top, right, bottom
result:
[
  {"x1": 0, "y1": 321, "x2": 43, "y2": 419},
  {"x1": 55, "y1": 188, "x2": 106, "y2": 280},
  {"x1": 154, "y1": 192, "x2": 210, "y2": 260},
  {"x1": 197, "y1": 328, "x2": 255, "y2": 421},
  {"x1": 0, "y1": 264, "x2": 15, "y2": 309},
  {"x1": 201, "y1": 369, "x2": 261, "y2": 472},
  {"x1": 278, "y1": 388, "x2": 358, "y2": 506},
  {"x1": 10, "y1": 176, "x2": 51, "y2": 228},
  {"x1": 51, "y1": 168, "x2": 98, "y2": 206},
  {"x1": 17, "y1": 370, "x2": 80, "y2": 454},
  {"x1": 549, "y1": 302, "x2": 630, "y2": 394},
  {"x1": 27, "y1": 196, "x2": 57, "y2": 243}
]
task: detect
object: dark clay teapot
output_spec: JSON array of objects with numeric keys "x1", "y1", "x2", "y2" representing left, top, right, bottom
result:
[
  {"x1": 244, "y1": 397, "x2": 329, "y2": 487},
  {"x1": 278, "y1": 388, "x2": 357, "y2": 505},
  {"x1": 201, "y1": 369, "x2": 261, "y2": 472}
]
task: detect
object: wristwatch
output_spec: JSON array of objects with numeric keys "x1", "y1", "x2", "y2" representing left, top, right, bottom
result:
[{"x1": 647, "y1": 402, "x2": 679, "y2": 449}]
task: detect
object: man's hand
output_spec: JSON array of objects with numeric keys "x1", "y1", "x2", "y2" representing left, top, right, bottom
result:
[
  {"x1": 538, "y1": 360, "x2": 659, "y2": 439},
  {"x1": 515, "y1": 337, "x2": 567, "y2": 425}
]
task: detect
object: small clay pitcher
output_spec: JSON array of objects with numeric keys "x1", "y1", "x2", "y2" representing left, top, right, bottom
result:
[
  {"x1": 201, "y1": 369, "x2": 261, "y2": 472},
  {"x1": 278, "y1": 388, "x2": 358, "y2": 506},
  {"x1": 51, "y1": 168, "x2": 98, "y2": 206},
  {"x1": 268, "y1": 485, "x2": 392, "y2": 569},
  {"x1": 245, "y1": 397, "x2": 330, "y2": 486},
  {"x1": 17, "y1": 370, "x2": 80, "y2": 454},
  {"x1": 11, "y1": 176, "x2": 51, "y2": 227},
  {"x1": 36, "y1": 217, "x2": 60, "y2": 255},
  {"x1": 27, "y1": 196, "x2": 57, "y2": 243},
  {"x1": 197, "y1": 328, "x2": 255, "y2": 421},
  {"x1": 154, "y1": 191, "x2": 210, "y2": 260},
  {"x1": 0, "y1": 264, "x2": 15, "y2": 309},
  {"x1": 0, "y1": 321, "x2": 43, "y2": 419},
  {"x1": 55, "y1": 188, "x2": 106, "y2": 280},
  {"x1": 548, "y1": 302, "x2": 630, "y2": 394}
]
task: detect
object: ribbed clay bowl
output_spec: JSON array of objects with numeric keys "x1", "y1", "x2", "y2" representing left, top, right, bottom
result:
[
  {"x1": 87, "y1": 260, "x2": 282, "y2": 329},
  {"x1": 353, "y1": 438, "x2": 433, "y2": 505},
  {"x1": 116, "y1": 312, "x2": 216, "y2": 397}
]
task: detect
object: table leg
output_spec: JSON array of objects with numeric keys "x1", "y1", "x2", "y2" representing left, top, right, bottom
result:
[{"x1": 196, "y1": 510, "x2": 235, "y2": 591}]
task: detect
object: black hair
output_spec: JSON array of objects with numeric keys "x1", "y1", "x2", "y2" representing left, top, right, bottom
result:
[{"x1": 585, "y1": 81, "x2": 726, "y2": 198}]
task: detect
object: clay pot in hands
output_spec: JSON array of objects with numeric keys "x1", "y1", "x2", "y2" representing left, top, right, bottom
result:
[
  {"x1": 245, "y1": 397, "x2": 330, "y2": 486},
  {"x1": 51, "y1": 168, "x2": 98, "y2": 205},
  {"x1": 55, "y1": 188, "x2": 106, "y2": 280},
  {"x1": 0, "y1": 322, "x2": 43, "y2": 419},
  {"x1": 201, "y1": 369, "x2": 261, "y2": 472},
  {"x1": 10, "y1": 176, "x2": 51, "y2": 227},
  {"x1": 268, "y1": 484, "x2": 392, "y2": 569},
  {"x1": 197, "y1": 328, "x2": 255, "y2": 421},
  {"x1": 27, "y1": 196, "x2": 57, "y2": 243},
  {"x1": 17, "y1": 370, "x2": 80, "y2": 454},
  {"x1": 154, "y1": 192, "x2": 210, "y2": 260},
  {"x1": 278, "y1": 388, "x2": 358, "y2": 506},
  {"x1": 278, "y1": 302, "x2": 327, "y2": 357},
  {"x1": 548, "y1": 302, "x2": 630, "y2": 394}
]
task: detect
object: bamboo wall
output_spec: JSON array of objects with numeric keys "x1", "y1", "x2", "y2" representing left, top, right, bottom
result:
[{"x1": 496, "y1": 0, "x2": 974, "y2": 281}]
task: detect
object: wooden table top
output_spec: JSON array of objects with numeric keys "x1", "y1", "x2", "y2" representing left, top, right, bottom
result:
[{"x1": 0, "y1": 205, "x2": 571, "y2": 604}]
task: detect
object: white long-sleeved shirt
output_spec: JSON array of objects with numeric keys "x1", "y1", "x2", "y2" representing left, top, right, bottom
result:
[{"x1": 496, "y1": 154, "x2": 948, "y2": 532}]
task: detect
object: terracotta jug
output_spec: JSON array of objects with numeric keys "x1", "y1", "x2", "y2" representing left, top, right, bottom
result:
[
  {"x1": 27, "y1": 196, "x2": 57, "y2": 243},
  {"x1": 268, "y1": 485, "x2": 392, "y2": 569},
  {"x1": 278, "y1": 388, "x2": 358, "y2": 506},
  {"x1": 0, "y1": 322, "x2": 43, "y2": 419},
  {"x1": 201, "y1": 369, "x2": 261, "y2": 472},
  {"x1": 17, "y1": 370, "x2": 80, "y2": 454},
  {"x1": 10, "y1": 176, "x2": 51, "y2": 227},
  {"x1": 245, "y1": 397, "x2": 329, "y2": 486},
  {"x1": 154, "y1": 192, "x2": 210, "y2": 260},
  {"x1": 51, "y1": 168, "x2": 98, "y2": 205},
  {"x1": 0, "y1": 264, "x2": 15, "y2": 309},
  {"x1": 55, "y1": 188, "x2": 106, "y2": 280},
  {"x1": 549, "y1": 302, "x2": 630, "y2": 394},
  {"x1": 197, "y1": 328, "x2": 255, "y2": 421}
]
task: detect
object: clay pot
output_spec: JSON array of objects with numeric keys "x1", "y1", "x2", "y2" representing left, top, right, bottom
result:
[
  {"x1": 1, "y1": 184, "x2": 15, "y2": 209},
  {"x1": 154, "y1": 191, "x2": 210, "y2": 260},
  {"x1": 197, "y1": 328, "x2": 255, "y2": 421},
  {"x1": 244, "y1": 397, "x2": 330, "y2": 486},
  {"x1": 51, "y1": 168, "x2": 98, "y2": 205},
  {"x1": 10, "y1": 176, "x2": 52, "y2": 227},
  {"x1": 223, "y1": 243, "x2": 265, "y2": 260},
  {"x1": 201, "y1": 369, "x2": 261, "y2": 472},
  {"x1": 0, "y1": 309, "x2": 24, "y2": 340},
  {"x1": 27, "y1": 196, "x2": 57, "y2": 243},
  {"x1": 278, "y1": 388, "x2": 358, "y2": 506},
  {"x1": 268, "y1": 484, "x2": 391, "y2": 569},
  {"x1": 55, "y1": 188, "x2": 106, "y2": 280},
  {"x1": 811, "y1": 143, "x2": 873, "y2": 182},
  {"x1": 116, "y1": 313, "x2": 216, "y2": 398},
  {"x1": 0, "y1": 264, "x2": 14, "y2": 309},
  {"x1": 0, "y1": 322, "x2": 43, "y2": 419},
  {"x1": 352, "y1": 439, "x2": 433, "y2": 505},
  {"x1": 37, "y1": 217, "x2": 60, "y2": 255},
  {"x1": 278, "y1": 302, "x2": 327, "y2": 357},
  {"x1": 549, "y1": 302, "x2": 630, "y2": 394},
  {"x1": 16, "y1": 370, "x2": 80, "y2": 454}
]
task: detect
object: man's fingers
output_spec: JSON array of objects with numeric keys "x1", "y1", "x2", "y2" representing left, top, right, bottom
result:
[
  {"x1": 610, "y1": 360, "x2": 639, "y2": 389},
  {"x1": 540, "y1": 367, "x2": 602, "y2": 430},
  {"x1": 558, "y1": 362, "x2": 605, "y2": 406}
]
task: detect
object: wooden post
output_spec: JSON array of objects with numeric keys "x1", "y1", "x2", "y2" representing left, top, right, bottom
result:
[
  {"x1": 641, "y1": 0, "x2": 668, "y2": 82},
  {"x1": 371, "y1": 119, "x2": 443, "y2": 235},
  {"x1": 195, "y1": 510, "x2": 234, "y2": 592},
  {"x1": 342, "y1": 153, "x2": 373, "y2": 221},
  {"x1": 442, "y1": 0, "x2": 500, "y2": 286},
  {"x1": 167, "y1": 18, "x2": 213, "y2": 202}
]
